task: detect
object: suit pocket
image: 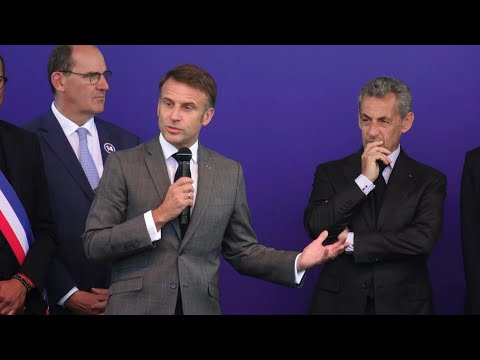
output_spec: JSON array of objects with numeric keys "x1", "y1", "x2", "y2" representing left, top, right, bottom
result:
[
  {"x1": 208, "y1": 282, "x2": 221, "y2": 301},
  {"x1": 109, "y1": 276, "x2": 143, "y2": 296}
]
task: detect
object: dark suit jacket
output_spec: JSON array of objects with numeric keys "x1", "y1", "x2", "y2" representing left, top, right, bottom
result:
[
  {"x1": 82, "y1": 138, "x2": 300, "y2": 315},
  {"x1": 304, "y1": 148, "x2": 446, "y2": 315},
  {"x1": 0, "y1": 120, "x2": 56, "y2": 314},
  {"x1": 460, "y1": 146, "x2": 480, "y2": 314},
  {"x1": 24, "y1": 110, "x2": 141, "y2": 314}
]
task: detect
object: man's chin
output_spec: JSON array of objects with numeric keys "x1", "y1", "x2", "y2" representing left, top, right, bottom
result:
[
  {"x1": 163, "y1": 134, "x2": 182, "y2": 147},
  {"x1": 93, "y1": 105, "x2": 105, "y2": 114}
]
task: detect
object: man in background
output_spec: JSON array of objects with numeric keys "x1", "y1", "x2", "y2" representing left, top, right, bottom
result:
[
  {"x1": 25, "y1": 45, "x2": 141, "y2": 315},
  {"x1": 461, "y1": 146, "x2": 480, "y2": 314},
  {"x1": 304, "y1": 76, "x2": 446, "y2": 315},
  {"x1": 0, "y1": 54, "x2": 57, "y2": 315}
]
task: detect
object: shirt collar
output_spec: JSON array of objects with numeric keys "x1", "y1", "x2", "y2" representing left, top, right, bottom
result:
[
  {"x1": 159, "y1": 133, "x2": 198, "y2": 164},
  {"x1": 51, "y1": 102, "x2": 95, "y2": 136},
  {"x1": 387, "y1": 145, "x2": 401, "y2": 169}
]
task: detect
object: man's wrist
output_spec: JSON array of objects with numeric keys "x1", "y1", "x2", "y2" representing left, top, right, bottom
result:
[{"x1": 12, "y1": 273, "x2": 35, "y2": 292}]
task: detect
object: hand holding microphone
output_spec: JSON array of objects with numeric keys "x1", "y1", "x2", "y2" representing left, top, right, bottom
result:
[{"x1": 172, "y1": 147, "x2": 192, "y2": 226}]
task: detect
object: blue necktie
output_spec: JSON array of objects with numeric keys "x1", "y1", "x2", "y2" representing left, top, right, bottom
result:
[{"x1": 77, "y1": 128, "x2": 100, "y2": 189}]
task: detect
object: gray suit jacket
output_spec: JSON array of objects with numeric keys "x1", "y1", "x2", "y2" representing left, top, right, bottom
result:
[{"x1": 83, "y1": 137, "x2": 299, "y2": 314}]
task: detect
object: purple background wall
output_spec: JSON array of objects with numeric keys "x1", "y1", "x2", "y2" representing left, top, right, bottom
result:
[{"x1": 0, "y1": 45, "x2": 477, "y2": 314}]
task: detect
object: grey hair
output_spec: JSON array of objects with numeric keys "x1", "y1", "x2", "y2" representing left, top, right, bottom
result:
[{"x1": 358, "y1": 76, "x2": 412, "y2": 119}]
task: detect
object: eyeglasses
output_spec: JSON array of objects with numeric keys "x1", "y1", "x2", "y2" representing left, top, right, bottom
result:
[
  {"x1": 0, "y1": 75, "x2": 8, "y2": 89},
  {"x1": 61, "y1": 70, "x2": 112, "y2": 85}
]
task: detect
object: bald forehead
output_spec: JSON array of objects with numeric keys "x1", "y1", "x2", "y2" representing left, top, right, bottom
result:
[
  {"x1": 71, "y1": 45, "x2": 100, "y2": 58},
  {"x1": 70, "y1": 45, "x2": 106, "y2": 69}
]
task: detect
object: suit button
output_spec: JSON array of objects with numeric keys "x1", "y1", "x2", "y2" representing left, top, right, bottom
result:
[
  {"x1": 169, "y1": 282, "x2": 177, "y2": 290},
  {"x1": 179, "y1": 249, "x2": 185, "y2": 255},
  {"x1": 361, "y1": 282, "x2": 368, "y2": 289}
]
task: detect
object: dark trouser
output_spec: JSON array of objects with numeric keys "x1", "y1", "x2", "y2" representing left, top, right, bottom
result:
[
  {"x1": 175, "y1": 289, "x2": 183, "y2": 315},
  {"x1": 365, "y1": 281, "x2": 376, "y2": 315},
  {"x1": 365, "y1": 295, "x2": 376, "y2": 315}
]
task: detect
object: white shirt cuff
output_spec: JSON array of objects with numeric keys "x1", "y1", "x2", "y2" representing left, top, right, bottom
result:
[
  {"x1": 345, "y1": 232, "x2": 354, "y2": 253},
  {"x1": 355, "y1": 174, "x2": 375, "y2": 195},
  {"x1": 58, "y1": 287, "x2": 79, "y2": 306},
  {"x1": 144, "y1": 211, "x2": 162, "y2": 242},
  {"x1": 294, "y1": 254, "x2": 306, "y2": 284}
]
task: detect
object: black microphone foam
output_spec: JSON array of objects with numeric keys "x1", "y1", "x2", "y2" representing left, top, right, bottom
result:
[
  {"x1": 175, "y1": 147, "x2": 192, "y2": 225},
  {"x1": 175, "y1": 147, "x2": 192, "y2": 170}
]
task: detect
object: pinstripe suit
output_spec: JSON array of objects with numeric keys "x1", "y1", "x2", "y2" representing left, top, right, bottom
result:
[{"x1": 304, "y1": 149, "x2": 446, "y2": 314}]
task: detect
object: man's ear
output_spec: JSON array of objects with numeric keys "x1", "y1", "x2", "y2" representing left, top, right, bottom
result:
[
  {"x1": 401, "y1": 112, "x2": 414, "y2": 134},
  {"x1": 202, "y1": 108, "x2": 215, "y2": 126},
  {"x1": 51, "y1": 72, "x2": 64, "y2": 92}
]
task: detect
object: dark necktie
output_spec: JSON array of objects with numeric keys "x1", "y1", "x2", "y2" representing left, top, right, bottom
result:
[
  {"x1": 172, "y1": 149, "x2": 192, "y2": 315},
  {"x1": 172, "y1": 149, "x2": 192, "y2": 239},
  {"x1": 374, "y1": 161, "x2": 387, "y2": 216}
]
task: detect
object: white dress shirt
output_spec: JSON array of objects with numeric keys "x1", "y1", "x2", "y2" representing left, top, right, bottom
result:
[{"x1": 51, "y1": 102, "x2": 104, "y2": 177}]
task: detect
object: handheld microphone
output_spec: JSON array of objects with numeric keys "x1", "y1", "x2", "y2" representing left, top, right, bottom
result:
[{"x1": 174, "y1": 147, "x2": 192, "y2": 225}]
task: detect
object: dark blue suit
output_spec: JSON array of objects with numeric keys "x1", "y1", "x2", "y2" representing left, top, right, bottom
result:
[{"x1": 25, "y1": 110, "x2": 141, "y2": 314}]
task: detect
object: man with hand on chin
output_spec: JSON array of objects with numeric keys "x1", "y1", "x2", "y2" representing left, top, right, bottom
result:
[{"x1": 304, "y1": 76, "x2": 446, "y2": 315}]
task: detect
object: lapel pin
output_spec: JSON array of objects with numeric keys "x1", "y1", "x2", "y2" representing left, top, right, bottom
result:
[
  {"x1": 104, "y1": 143, "x2": 116, "y2": 153},
  {"x1": 205, "y1": 164, "x2": 212, "y2": 170}
]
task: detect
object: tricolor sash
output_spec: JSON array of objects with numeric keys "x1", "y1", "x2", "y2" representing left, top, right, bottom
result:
[
  {"x1": 0, "y1": 169, "x2": 33, "y2": 265},
  {"x1": 0, "y1": 168, "x2": 50, "y2": 314}
]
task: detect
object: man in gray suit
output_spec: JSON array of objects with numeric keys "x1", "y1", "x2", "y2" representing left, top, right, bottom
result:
[{"x1": 82, "y1": 64, "x2": 348, "y2": 315}]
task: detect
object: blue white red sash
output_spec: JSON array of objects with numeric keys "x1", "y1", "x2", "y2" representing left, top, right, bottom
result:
[
  {"x1": 0, "y1": 169, "x2": 33, "y2": 265},
  {"x1": 0, "y1": 169, "x2": 50, "y2": 314}
]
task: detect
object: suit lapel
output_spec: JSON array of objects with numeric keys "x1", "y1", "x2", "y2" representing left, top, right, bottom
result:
[
  {"x1": 181, "y1": 144, "x2": 214, "y2": 247},
  {"x1": 38, "y1": 111, "x2": 95, "y2": 200},
  {"x1": 96, "y1": 119, "x2": 115, "y2": 163},
  {"x1": 377, "y1": 149, "x2": 416, "y2": 227},
  {"x1": 144, "y1": 138, "x2": 182, "y2": 238}
]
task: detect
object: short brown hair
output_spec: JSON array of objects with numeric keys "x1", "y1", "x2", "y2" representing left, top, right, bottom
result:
[{"x1": 159, "y1": 64, "x2": 217, "y2": 108}]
